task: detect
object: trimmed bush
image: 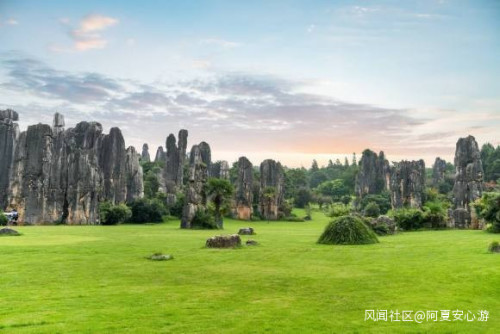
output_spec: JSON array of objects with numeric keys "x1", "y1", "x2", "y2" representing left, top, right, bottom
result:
[
  {"x1": 488, "y1": 241, "x2": 500, "y2": 253},
  {"x1": 318, "y1": 215, "x2": 379, "y2": 245},
  {"x1": 364, "y1": 202, "x2": 380, "y2": 218},
  {"x1": 99, "y1": 202, "x2": 132, "y2": 225},
  {"x1": 390, "y1": 208, "x2": 425, "y2": 230},
  {"x1": 327, "y1": 203, "x2": 351, "y2": 218},
  {"x1": 129, "y1": 198, "x2": 167, "y2": 223},
  {"x1": 191, "y1": 209, "x2": 218, "y2": 229},
  {"x1": 0, "y1": 210, "x2": 8, "y2": 226}
]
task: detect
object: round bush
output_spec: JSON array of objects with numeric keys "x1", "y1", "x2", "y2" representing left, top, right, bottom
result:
[
  {"x1": 364, "y1": 202, "x2": 380, "y2": 218},
  {"x1": 318, "y1": 215, "x2": 379, "y2": 245},
  {"x1": 0, "y1": 211, "x2": 8, "y2": 226}
]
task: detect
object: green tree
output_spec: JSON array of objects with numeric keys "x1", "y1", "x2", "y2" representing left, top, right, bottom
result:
[
  {"x1": 206, "y1": 178, "x2": 234, "y2": 228},
  {"x1": 317, "y1": 179, "x2": 349, "y2": 202}
]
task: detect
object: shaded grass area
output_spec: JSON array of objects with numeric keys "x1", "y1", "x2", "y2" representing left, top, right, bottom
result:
[{"x1": 0, "y1": 209, "x2": 499, "y2": 333}]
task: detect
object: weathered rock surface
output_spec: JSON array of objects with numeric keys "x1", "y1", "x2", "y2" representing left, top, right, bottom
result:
[
  {"x1": 238, "y1": 227, "x2": 255, "y2": 235},
  {"x1": 370, "y1": 215, "x2": 396, "y2": 235},
  {"x1": 181, "y1": 143, "x2": 209, "y2": 228},
  {"x1": 0, "y1": 227, "x2": 20, "y2": 236},
  {"x1": 235, "y1": 157, "x2": 253, "y2": 220},
  {"x1": 141, "y1": 143, "x2": 151, "y2": 162},
  {"x1": 2, "y1": 112, "x2": 143, "y2": 224},
  {"x1": 206, "y1": 234, "x2": 241, "y2": 248},
  {"x1": 432, "y1": 157, "x2": 447, "y2": 187},
  {"x1": 259, "y1": 159, "x2": 285, "y2": 220},
  {"x1": 390, "y1": 160, "x2": 426, "y2": 209},
  {"x1": 355, "y1": 150, "x2": 390, "y2": 198},
  {"x1": 164, "y1": 130, "x2": 188, "y2": 204},
  {"x1": 246, "y1": 240, "x2": 258, "y2": 246},
  {"x1": 210, "y1": 160, "x2": 230, "y2": 180},
  {"x1": 154, "y1": 146, "x2": 166, "y2": 163},
  {"x1": 451, "y1": 136, "x2": 484, "y2": 228},
  {"x1": 0, "y1": 109, "x2": 19, "y2": 208}
]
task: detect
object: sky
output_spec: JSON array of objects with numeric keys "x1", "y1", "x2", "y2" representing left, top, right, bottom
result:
[{"x1": 0, "y1": 0, "x2": 499, "y2": 168}]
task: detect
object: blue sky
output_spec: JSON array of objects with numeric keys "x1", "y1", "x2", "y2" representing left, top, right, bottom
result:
[{"x1": 1, "y1": 0, "x2": 499, "y2": 167}]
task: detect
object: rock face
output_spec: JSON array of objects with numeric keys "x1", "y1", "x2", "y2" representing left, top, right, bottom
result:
[
  {"x1": 432, "y1": 157, "x2": 447, "y2": 187},
  {"x1": 164, "y1": 130, "x2": 188, "y2": 204},
  {"x1": 238, "y1": 227, "x2": 254, "y2": 235},
  {"x1": 390, "y1": 160, "x2": 426, "y2": 209},
  {"x1": 355, "y1": 150, "x2": 390, "y2": 198},
  {"x1": 210, "y1": 160, "x2": 230, "y2": 180},
  {"x1": 2, "y1": 112, "x2": 143, "y2": 224},
  {"x1": 259, "y1": 159, "x2": 285, "y2": 220},
  {"x1": 0, "y1": 109, "x2": 19, "y2": 209},
  {"x1": 141, "y1": 143, "x2": 151, "y2": 162},
  {"x1": 451, "y1": 136, "x2": 484, "y2": 228},
  {"x1": 235, "y1": 157, "x2": 253, "y2": 220},
  {"x1": 205, "y1": 234, "x2": 241, "y2": 248},
  {"x1": 154, "y1": 146, "x2": 166, "y2": 163},
  {"x1": 181, "y1": 143, "x2": 210, "y2": 228}
]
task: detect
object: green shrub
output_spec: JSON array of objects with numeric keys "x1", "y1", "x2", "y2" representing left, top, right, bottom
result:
[
  {"x1": 359, "y1": 192, "x2": 391, "y2": 214},
  {"x1": 282, "y1": 216, "x2": 306, "y2": 222},
  {"x1": 473, "y1": 192, "x2": 500, "y2": 233},
  {"x1": 0, "y1": 210, "x2": 8, "y2": 226},
  {"x1": 168, "y1": 192, "x2": 185, "y2": 218},
  {"x1": 318, "y1": 215, "x2": 379, "y2": 245},
  {"x1": 372, "y1": 222, "x2": 389, "y2": 236},
  {"x1": 99, "y1": 202, "x2": 132, "y2": 225},
  {"x1": 129, "y1": 198, "x2": 167, "y2": 223},
  {"x1": 364, "y1": 202, "x2": 380, "y2": 218},
  {"x1": 389, "y1": 208, "x2": 425, "y2": 230},
  {"x1": 294, "y1": 188, "x2": 313, "y2": 208},
  {"x1": 422, "y1": 200, "x2": 448, "y2": 229},
  {"x1": 327, "y1": 203, "x2": 351, "y2": 218},
  {"x1": 191, "y1": 209, "x2": 218, "y2": 229},
  {"x1": 488, "y1": 241, "x2": 500, "y2": 253}
]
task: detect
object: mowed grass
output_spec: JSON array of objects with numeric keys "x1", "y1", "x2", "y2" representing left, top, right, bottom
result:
[{"x1": 0, "y1": 209, "x2": 499, "y2": 333}]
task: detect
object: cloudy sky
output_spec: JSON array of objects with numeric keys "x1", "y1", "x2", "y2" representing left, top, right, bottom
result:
[{"x1": 1, "y1": 0, "x2": 499, "y2": 167}]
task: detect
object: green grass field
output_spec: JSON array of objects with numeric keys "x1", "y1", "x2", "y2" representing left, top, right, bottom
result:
[{"x1": 1, "y1": 209, "x2": 499, "y2": 333}]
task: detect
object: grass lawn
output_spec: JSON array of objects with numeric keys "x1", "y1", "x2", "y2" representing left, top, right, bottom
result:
[{"x1": 0, "y1": 209, "x2": 499, "y2": 333}]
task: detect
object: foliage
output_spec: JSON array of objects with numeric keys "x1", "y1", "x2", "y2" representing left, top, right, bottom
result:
[
  {"x1": 327, "y1": 203, "x2": 351, "y2": 218},
  {"x1": 481, "y1": 143, "x2": 500, "y2": 182},
  {"x1": 363, "y1": 202, "x2": 380, "y2": 218},
  {"x1": 168, "y1": 192, "x2": 185, "y2": 218},
  {"x1": 389, "y1": 208, "x2": 425, "y2": 231},
  {"x1": 359, "y1": 192, "x2": 392, "y2": 215},
  {"x1": 317, "y1": 179, "x2": 349, "y2": 202},
  {"x1": 129, "y1": 198, "x2": 167, "y2": 223},
  {"x1": 191, "y1": 209, "x2": 218, "y2": 229},
  {"x1": 99, "y1": 202, "x2": 132, "y2": 225},
  {"x1": 422, "y1": 200, "x2": 448, "y2": 229},
  {"x1": 473, "y1": 192, "x2": 500, "y2": 233},
  {"x1": 206, "y1": 178, "x2": 234, "y2": 228},
  {"x1": 371, "y1": 221, "x2": 389, "y2": 236},
  {"x1": 294, "y1": 187, "x2": 313, "y2": 208},
  {"x1": 0, "y1": 210, "x2": 8, "y2": 226},
  {"x1": 318, "y1": 215, "x2": 379, "y2": 245},
  {"x1": 314, "y1": 194, "x2": 333, "y2": 209},
  {"x1": 488, "y1": 241, "x2": 500, "y2": 253}
]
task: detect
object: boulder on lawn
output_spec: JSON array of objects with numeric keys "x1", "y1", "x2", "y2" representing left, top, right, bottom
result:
[
  {"x1": 238, "y1": 227, "x2": 255, "y2": 235},
  {"x1": 246, "y1": 240, "x2": 258, "y2": 246},
  {"x1": 206, "y1": 234, "x2": 241, "y2": 248},
  {"x1": 148, "y1": 253, "x2": 174, "y2": 261},
  {"x1": 0, "y1": 227, "x2": 20, "y2": 236}
]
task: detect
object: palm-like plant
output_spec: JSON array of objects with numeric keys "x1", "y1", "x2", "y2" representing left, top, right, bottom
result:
[{"x1": 206, "y1": 178, "x2": 234, "y2": 229}]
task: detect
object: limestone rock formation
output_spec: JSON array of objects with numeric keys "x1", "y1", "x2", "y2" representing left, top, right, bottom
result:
[
  {"x1": 206, "y1": 234, "x2": 241, "y2": 248},
  {"x1": 0, "y1": 109, "x2": 19, "y2": 209},
  {"x1": 210, "y1": 160, "x2": 230, "y2": 180},
  {"x1": 389, "y1": 160, "x2": 426, "y2": 209},
  {"x1": 2, "y1": 112, "x2": 143, "y2": 224},
  {"x1": 154, "y1": 146, "x2": 166, "y2": 163},
  {"x1": 181, "y1": 143, "x2": 209, "y2": 228},
  {"x1": 451, "y1": 136, "x2": 484, "y2": 228},
  {"x1": 141, "y1": 143, "x2": 151, "y2": 162},
  {"x1": 238, "y1": 227, "x2": 254, "y2": 235},
  {"x1": 164, "y1": 130, "x2": 188, "y2": 204},
  {"x1": 259, "y1": 159, "x2": 285, "y2": 220},
  {"x1": 355, "y1": 149, "x2": 390, "y2": 198},
  {"x1": 235, "y1": 157, "x2": 253, "y2": 220},
  {"x1": 432, "y1": 157, "x2": 447, "y2": 187}
]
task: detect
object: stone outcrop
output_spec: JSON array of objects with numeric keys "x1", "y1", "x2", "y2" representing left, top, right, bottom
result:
[
  {"x1": 432, "y1": 157, "x2": 447, "y2": 187},
  {"x1": 355, "y1": 149, "x2": 390, "y2": 198},
  {"x1": 181, "y1": 143, "x2": 210, "y2": 228},
  {"x1": 206, "y1": 234, "x2": 241, "y2": 248},
  {"x1": 210, "y1": 160, "x2": 230, "y2": 180},
  {"x1": 164, "y1": 130, "x2": 188, "y2": 204},
  {"x1": 235, "y1": 157, "x2": 253, "y2": 220},
  {"x1": 141, "y1": 143, "x2": 150, "y2": 162},
  {"x1": 0, "y1": 109, "x2": 19, "y2": 209},
  {"x1": 2, "y1": 112, "x2": 143, "y2": 224},
  {"x1": 451, "y1": 136, "x2": 484, "y2": 228},
  {"x1": 238, "y1": 227, "x2": 254, "y2": 235},
  {"x1": 154, "y1": 146, "x2": 166, "y2": 163},
  {"x1": 259, "y1": 159, "x2": 285, "y2": 220},
  {"x1": 389, "y1": 160, "x2": 426, "y2": 209}
]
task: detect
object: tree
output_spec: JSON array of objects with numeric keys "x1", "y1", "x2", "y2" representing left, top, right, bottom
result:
[
  {"x1": 317, "y1": 179, "x2": 349, "y2": 202},
  {"x1": 206, "y1": 178, "x2": 234, "y2": 228},
  {"x1": 311, "y1": 159, "x2": 319, "y2": 172},
  {"x1": 294, "y1": 187, "x2": 313, "y2": 208}
]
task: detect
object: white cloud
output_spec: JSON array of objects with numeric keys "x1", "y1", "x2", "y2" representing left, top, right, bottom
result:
[{"x1": 200, "y1": 38, "x2": 241, "y2": 48}]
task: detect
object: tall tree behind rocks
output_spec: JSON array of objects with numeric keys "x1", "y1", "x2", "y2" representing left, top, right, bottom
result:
[
  {"x1": 4, "y1": 112, "x2": 143, "y2": 224},
  {"x1": 432, "y1": 157, "x2": 447, "y2": 187},
  {"x1": 355, "y1": 149, "x2": 390, "y2": 198},
  {"x1": 181, "y1": 143, "x2": 210, "y2": 228},
  {"x1": 210, "y1": 160, "x2": 230, "y2": 180},
  {"x1": 0, "y1": 109, "x2": 19, "y2": 209},
  {"x1": 235, "y1": 157, "x2": 253, "y2": 220},
  {"x1": 451, "y1": 136, "x2": 484, "y2": 228},
  {"x1": 259, "y1": 159, "x2": 285, "y2": 220},
  {"x1": 163, "y1": 130, "x2": 188, "y2": 204},
  {"x1": 390, "y1": 160, "x2": 426, "y2": 209},
  {"x1": 141, "y1": 143, "x2": 151, "y2": 162}
]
